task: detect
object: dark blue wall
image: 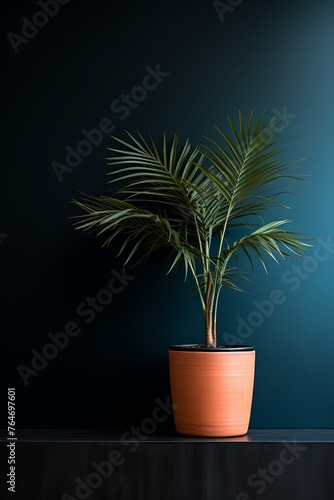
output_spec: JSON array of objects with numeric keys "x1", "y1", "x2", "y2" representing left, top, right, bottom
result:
[{"x1": 1, "y1": 0, "x2": 334, "y2": 430}]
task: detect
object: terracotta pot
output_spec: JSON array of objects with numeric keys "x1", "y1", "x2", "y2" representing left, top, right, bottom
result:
[{"x1": 169, "y1": 345, "x2": 255, "y2": 437}]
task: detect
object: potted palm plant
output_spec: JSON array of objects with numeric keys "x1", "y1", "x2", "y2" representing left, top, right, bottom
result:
[{"x1": 72, "y1": 110, "x2": 308, "y2": 437}]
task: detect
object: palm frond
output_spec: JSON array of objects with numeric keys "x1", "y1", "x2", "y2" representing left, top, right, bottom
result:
[
  {"x1": 222, "y1": 220, "x2": 311, "y2": 273},
  {"x1": 72, "y1": 111, "x2": 310, "y2": 346},
  {"x1": 72, "y1": 194, "x2": 206, "y2": 278}
]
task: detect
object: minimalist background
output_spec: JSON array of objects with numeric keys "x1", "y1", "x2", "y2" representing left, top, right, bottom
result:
[{"x1": 1, "y1": 0, "x2": 334, "y2": 430}]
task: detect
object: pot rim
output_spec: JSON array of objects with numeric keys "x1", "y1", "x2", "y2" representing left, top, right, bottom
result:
[{"x1": 169, "y1": 344, "x2": 254, "y2": 352}]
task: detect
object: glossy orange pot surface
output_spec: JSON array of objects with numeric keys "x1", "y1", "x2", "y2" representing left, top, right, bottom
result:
[{"x1": 169, "y1": 347, "x2": 255, "y2": 437}]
